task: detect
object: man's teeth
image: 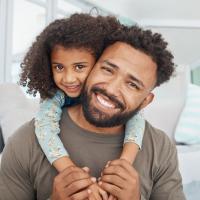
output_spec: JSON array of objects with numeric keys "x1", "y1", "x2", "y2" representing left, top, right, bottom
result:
[{"x1": 96, "y1": 94, "x2": 115, "y2": 108}]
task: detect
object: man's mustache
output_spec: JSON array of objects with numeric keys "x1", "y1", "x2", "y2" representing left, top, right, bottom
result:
[{"x1": 91, "y1": 86, "x2": 125, "y2": 110}]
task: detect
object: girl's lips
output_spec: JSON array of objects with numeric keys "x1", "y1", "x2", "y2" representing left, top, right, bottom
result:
[{"x1": 62, "y1": 84, "x2": 81, "y2": 93}]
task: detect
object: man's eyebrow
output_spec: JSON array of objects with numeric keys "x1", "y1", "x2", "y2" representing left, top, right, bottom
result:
[{"x1": 103, "y1": 60, "x2": 145, "y2": 88}]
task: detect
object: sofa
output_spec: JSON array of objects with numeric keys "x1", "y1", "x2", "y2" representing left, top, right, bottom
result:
[{"x1": 0, "y1": 83, "x2": 39, "y2": 147}]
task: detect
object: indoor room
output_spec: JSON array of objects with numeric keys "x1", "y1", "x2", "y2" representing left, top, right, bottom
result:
[{"x1": 0, "y1": 0, "x2": 200, "y2": 199}]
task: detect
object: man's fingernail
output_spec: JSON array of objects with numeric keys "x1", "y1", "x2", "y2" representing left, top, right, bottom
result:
[
  {"x1": 91, "y1": 177, "x2": 96, "y2": 182},
  {"x1": 98, "y1": 177, "x2": 101, "y2": 181}
]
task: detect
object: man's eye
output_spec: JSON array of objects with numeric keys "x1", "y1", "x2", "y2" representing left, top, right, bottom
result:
[
  {"x1": 128, "y1": 82, "x2": 139, "y2": 90},
  {"x1": 101, "y1": 66, "x2": 113, "y2": 74}
]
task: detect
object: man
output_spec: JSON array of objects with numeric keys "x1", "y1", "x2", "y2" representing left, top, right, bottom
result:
[{"x1": 0, "y1": 25, "x2": 186, "y2": 200}]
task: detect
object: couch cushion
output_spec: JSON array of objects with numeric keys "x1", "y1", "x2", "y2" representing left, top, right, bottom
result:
[
  {"x1": 144, "y1": 65, "x2": 188, "y2": 140},
  {"x1": 175, "y1": 84, "x2": 200, "y2": 144},
  {"x1": 0, "y1": 83, "x2": 39, "y2": 143}
]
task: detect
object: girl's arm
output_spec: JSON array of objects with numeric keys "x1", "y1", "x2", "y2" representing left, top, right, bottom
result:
[
  {"x1": 35, "y1": 90, "x2": 74, "y2": 172},
  {"x1": 120, "y1": 112, "x2": 145, "y2": 164}
]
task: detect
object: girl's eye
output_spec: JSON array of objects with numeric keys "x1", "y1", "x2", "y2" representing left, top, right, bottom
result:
[
  {"x1": 54, "y1": 64, "x2": 64, "y2": 71},
  {"x1": 75, "y1": 64, "x2": 85, "y2": 71}
]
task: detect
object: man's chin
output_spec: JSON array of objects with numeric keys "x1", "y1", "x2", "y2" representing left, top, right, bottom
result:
[
  {"x1": 84, "y1": 116, "x2": 118, "y2": 128},
  {"x1": 82, "y1": 106, "x2": 113, "y2": 127},
  {"x1": 82, "y1": 106, "x2": 137, "y2": 128}
]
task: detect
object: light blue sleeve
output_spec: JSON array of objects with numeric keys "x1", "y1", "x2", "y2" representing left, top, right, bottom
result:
[
  {"x1": 124, "y1": 112, "x2": 145, "y2": 149},
  {"x1": 35, "y1": 90, "x2": 69, "y2": 164}
]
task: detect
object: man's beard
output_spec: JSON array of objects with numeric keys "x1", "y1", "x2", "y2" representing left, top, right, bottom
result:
[{"x1": 81, "y1": 86, "x2": 140, "y2": 128}]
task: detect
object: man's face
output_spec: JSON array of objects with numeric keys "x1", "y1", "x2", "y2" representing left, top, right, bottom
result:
[{"x1": 81, "y1": 42, "x2": 157, "y2": 127}]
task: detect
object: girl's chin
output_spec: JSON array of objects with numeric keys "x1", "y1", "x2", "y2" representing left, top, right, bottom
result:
[
  {"x1": 64, "y1": 91, "x2": 81, "y2": 98},
  {"x1": 60, "y1": 86, "x2": 81, "y2": 98}
]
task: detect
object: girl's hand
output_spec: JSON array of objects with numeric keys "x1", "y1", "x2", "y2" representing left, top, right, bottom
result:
[{"x1": 88, "y1": 183, "x2": 108, "y2": 200}]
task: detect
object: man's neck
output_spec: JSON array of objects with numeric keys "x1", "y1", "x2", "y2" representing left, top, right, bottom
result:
[{"x1": 68, "y1": 105, "x2": 124, "y2": 135}]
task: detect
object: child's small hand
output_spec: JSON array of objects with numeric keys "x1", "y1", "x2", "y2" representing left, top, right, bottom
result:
[{"x1": 88, "y1": 182, "x2": 108, "y2": 200}]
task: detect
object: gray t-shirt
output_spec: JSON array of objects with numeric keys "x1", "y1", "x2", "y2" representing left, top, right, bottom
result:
[{"x1": 0, "y1": 108, "x2": 186, "y2": 200}]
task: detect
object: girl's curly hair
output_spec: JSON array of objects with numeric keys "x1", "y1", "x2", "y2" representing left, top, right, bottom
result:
[{"x1": 19, "y1": 13, "x2": 121, "y2": 99}]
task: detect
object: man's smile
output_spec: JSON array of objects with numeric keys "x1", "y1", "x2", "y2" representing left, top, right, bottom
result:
[
  {"x1": 91, "y1": 91, "x2": 123, "y2": 115},
  {"x1": 96, "y1": 93, "x2": 116, "y2": 109}
]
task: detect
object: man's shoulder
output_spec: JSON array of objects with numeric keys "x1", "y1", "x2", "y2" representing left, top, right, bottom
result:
[
  {"x1": 4, "y1": 119, "x2": 38, "y2": 161},
  {"x1": 144, "y1": 121, "x2": 173, "y2": 144},
  {"x1": 143, "y1": 121, "x2": 175, "y2": 156},
  {"x1": 9, "y1": 119, "x2": 36, "y2": 146}
]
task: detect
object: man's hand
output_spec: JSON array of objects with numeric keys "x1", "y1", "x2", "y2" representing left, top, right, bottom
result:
[
  {"x1": 99, "y1": 159, "x2": 140, "y2": 200},
  {"x1": 51, "y1": 165, "x2": 94, "y2": 200}
]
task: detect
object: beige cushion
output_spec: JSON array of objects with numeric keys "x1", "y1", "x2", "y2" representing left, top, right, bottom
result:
[{"x1": 0, "y1": 83, "x2": 39, "y2": 143}]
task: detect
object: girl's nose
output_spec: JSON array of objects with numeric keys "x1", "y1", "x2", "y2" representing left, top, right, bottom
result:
[{"x1": 62, "y1": 71, "x2": 77, "y2": 84}]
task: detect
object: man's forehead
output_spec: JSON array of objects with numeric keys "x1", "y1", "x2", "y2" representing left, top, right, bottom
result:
[
  {"x1": 100, "y1": 42, "x2": 134, "y2": 59},
  {"x1": 99, "y1": 42, "x2": 156, "y2": 70}
]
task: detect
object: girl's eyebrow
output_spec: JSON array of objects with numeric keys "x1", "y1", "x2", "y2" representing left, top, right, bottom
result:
[
  {"x1": 73, "y1": 62, "x2": 88, "y2": 65},
  {"x1": 51, "y1": 62, "x2": 62, "y2": 64},
  {"x1": 51, "y1": 62, "x2": 88, "y2": 65}
]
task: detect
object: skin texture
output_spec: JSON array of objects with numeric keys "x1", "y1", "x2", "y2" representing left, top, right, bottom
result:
[
  {"x1": 51, "y1": 166, "x2": 93, "y2": 200},
  {"x1": 51, "y1": 46, "x2": 109, "y2": 199},
  {"x1": 68, "y1": 42, "x2": 156, "y2": 135},
  {"x1": 50, "y1": 44, "x2": 145, "y2": 200},
  {"x1": 51, "y1": 46, "x2": 95, "y2": 97},
  {"x1": 60, "y1": 41, "x2": 158, "y2": 200},
  {"x1": 99, "y1": 159, "x2": 140, "y2": 200},
  {"x1": 19, "y1": 14, "x2": 124, "y2": 99}
]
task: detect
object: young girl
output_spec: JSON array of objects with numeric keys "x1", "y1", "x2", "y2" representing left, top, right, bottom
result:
[{"x1": 20, "y1": 14, "x2": 145, "y2": 199}]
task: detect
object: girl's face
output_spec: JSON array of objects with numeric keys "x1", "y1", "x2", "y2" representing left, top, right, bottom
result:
[{"x1": 51, "y1": 45, "x2": 96, "y2": 97}]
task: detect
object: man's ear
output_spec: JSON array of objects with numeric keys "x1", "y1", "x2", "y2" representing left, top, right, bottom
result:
[{"x1": 140, "y1": 92, "x2": 154, "y2": 110}]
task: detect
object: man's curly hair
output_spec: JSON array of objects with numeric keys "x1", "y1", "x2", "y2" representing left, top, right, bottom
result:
[
  {"x1": 104, "y1": 25, "x2": 175, "y2": 87},
  {"x1": 19, "y1": 13, "x2": 121, "y2": 99}
]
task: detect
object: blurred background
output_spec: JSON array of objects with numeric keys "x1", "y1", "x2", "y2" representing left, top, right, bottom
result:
[{"x1": 0, "y1": 0, "x2": 200, "y2": 199}]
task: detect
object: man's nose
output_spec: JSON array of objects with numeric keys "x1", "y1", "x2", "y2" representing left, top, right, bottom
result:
[{"x1": 105, "y1": 78, "x2": 122, "y2": 97}]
